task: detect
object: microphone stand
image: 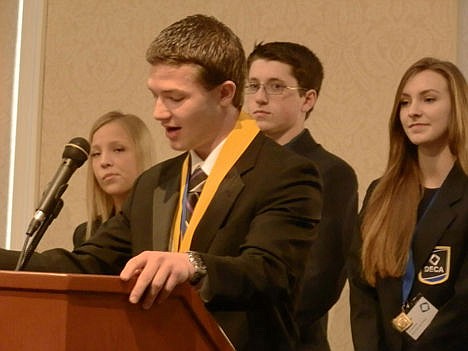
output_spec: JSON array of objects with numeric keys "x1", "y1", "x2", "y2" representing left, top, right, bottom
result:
[{"x1": 15, "y1": 199, "x2": 64, "y2": 271}]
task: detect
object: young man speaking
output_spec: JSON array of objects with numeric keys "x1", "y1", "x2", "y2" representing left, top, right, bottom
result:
[{"x1": 0, "y1": 16, "x2": 322, "y2": 350}]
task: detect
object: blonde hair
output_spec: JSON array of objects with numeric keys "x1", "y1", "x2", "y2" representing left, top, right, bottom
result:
[
  {"x1": 361, "y1": 57, "x2": 468, "y2": 285},
  {"x1": 85, "y1": 111, "x2": 155, "y2": 239}
]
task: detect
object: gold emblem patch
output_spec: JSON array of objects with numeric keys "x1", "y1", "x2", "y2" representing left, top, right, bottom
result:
[{"x1": 418, "y1": 246, "x2": 450, "y2": 285}]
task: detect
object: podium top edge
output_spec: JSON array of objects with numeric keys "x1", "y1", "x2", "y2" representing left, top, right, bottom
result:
[{"x1": 0, "y1": 270, "x2": 132, "y2": 294}]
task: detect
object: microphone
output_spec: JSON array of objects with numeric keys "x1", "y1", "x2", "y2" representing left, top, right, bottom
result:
[{"x1": 26, "y1": 137, "x2": 90, "y2": 235}]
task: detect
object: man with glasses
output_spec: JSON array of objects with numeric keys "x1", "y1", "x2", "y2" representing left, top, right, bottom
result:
[{"x1": 245, "y1": 42, "x2": 358, "y2": 351}]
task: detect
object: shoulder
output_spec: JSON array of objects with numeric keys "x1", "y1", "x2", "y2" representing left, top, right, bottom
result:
[
  {"x1": 144, "y1": 153, "x2": 186, "y2": 175},
  {"x1": 364, "y1": 178, "x2": 380, "y2": 197},
  {"x1": 72, "y1": 221, "x2": 99, "y2": 248},
  {"x1": 134, "y1": 153, "x2": 186, "y2": 186},
  {"x1": 73, "y1": 221, "x2": 87, "y2": 236},
  {"x1": 360, "y1": 178, "x2": 381, "y2": 214},
  {"x1": 288, "y1": 130, "x2": 356, "y2": 183},
  {"x1": 301, "y1": 143, "x2": 358, "y2": 196},
  {"x1": 245, "y1": 133, "x2": 323, "y2": 217},
  {"x1": 252, "y1": 132, "x2": 320, "y2": 176},
  {"x1": 445, "y1": 163, "x2": 468, "y2": 189},
  {"x1": 312, "y1": 144, "x2": 356, "y2": 180}
]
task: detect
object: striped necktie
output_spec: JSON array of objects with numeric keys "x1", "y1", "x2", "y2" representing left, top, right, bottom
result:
[{"x1": 184, "y1": 166, "x2": 207, "y2": 231}]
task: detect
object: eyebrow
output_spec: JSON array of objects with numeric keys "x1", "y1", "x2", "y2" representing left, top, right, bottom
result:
[
  {"x1": 91, "y1": 140, "x2": 127, "y2": 148},
  {"x1": 153, "y1": 87, "x2": 186, "y2": 93},
  {"x1": 401, "y1": 89, "x2": 441, "y2": 96},
  {"x1": 247, "y1": 77, "x2": 286, "y2": 82}
]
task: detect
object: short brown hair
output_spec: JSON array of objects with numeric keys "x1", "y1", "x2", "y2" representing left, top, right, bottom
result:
[{"x1": 146, "y1": 14, "x2": 246, "y2": 109}]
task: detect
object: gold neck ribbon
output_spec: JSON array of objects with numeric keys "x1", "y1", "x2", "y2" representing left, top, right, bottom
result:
[{"x1": 170, "y1": 113, "x2": 259, "y2": 252}]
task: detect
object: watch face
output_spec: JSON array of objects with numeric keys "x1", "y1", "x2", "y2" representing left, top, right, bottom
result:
[{"x1": 188, "y1": 251, "x2": 207, "y2": 285}]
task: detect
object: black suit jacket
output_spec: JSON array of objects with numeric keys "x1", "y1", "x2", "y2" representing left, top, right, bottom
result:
[
  {"x1": 349, "y1": 164, "x2": 468, "y2": 351},
  {"x1": 0, "y1": 132, "x2": 322, "y2": 351},
  {"x1": 286, "y1": 129, "x2": 358, "y2": 351},
  {"x1": 72, "y1": 219, "x2": 103, "y2": 248}
]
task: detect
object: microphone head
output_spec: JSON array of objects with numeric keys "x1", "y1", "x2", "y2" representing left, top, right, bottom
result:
[{"x1": 63, "y1": 137, "x2": 90, "y2": 167}]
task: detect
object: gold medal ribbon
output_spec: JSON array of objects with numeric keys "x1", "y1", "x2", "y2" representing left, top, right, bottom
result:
[{"x1": 171, "y1": 113, "x2": 259, "y2": 252}]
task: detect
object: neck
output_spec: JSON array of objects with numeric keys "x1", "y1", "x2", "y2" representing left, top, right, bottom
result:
[
  {"x1": 194, "y1": 107, "x2": 239, "y2": 160},
  {"x1": 418, "y1": 145, "x2": 456, "y2": 188},
  {"x1": 113, "y1": 196, "x2": 125, "y2": 213},
  {"x1": 267, "y1": 125, "x2": 305, "y2": 146}
]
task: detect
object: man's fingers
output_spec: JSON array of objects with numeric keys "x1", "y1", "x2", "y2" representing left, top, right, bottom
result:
[
  {"x1": 120, "y1": 251, "x2": 192, "y2": 308},
  {"x1": 128, "y1": 269, "x2": 155, "y2": 304},
  {"x1": 156, "y1": 274, "x2": 179, "y2": 303},
  {"x1": 123, "y1": 254, "x2": 160, "y2": 304},
  {"x1": 140, "y1": 264, "x2": 173, "y2": 308},
  {"x1": 120, "y1": 255, "x2": 145, "y2": 281},
  {"x1": 142, "y1": 277, "x2": 166, "y2": 309}
]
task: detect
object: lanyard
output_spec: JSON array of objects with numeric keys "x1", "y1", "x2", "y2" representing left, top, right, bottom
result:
[{"x1": 401, "y1": 189, "x2": 439, "y2": 304}]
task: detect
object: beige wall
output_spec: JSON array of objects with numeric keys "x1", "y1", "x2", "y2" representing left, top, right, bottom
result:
[
  {"x1": 460, "y1": 0, "x2": 468, "y2": 77},
  {"x1": 0, "y1": 0, "x2": 18, "y2": 247},
  {"x1": 0, "y1": 1, "x2": 462, "y2": 350},
  {"x1": 37, "y1": 0, "x2": 459, "y2": 248}
]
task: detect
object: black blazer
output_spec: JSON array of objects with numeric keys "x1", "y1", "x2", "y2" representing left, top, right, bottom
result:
[
  {"x1": 349, "y1": 164, "x2": 468, "y2": 351},
  {"x1": 72, "y1": 219, "x2": 103, "y2": 248},
  {"x1": 0, "y1": 133, "x2": 322, "y2": 351},
  {"x1": 286, "y1": 129, "x2": 358, "y2": 351}
]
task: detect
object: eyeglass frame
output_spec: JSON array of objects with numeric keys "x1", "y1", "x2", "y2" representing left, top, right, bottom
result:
[{"x1": 244, "y1": 81, "x2": 307, "y2": 95}]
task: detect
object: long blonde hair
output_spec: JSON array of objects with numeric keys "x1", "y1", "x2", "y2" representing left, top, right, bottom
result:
[
  {"x1": 361, "y1": 57, "x2": 468, "y2": 286},
  {"x1": 85, "y1": 111, "x2": 155, "y2": 239}
]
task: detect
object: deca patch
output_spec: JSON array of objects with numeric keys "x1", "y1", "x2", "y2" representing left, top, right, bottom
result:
[{"x1": 418, "y1": 246, "x2": 451, "y2": 285}]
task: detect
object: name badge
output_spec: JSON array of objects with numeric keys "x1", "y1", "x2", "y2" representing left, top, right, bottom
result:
[{"x1": 405, "y1": 295, "x2": 438, "y2": 340}]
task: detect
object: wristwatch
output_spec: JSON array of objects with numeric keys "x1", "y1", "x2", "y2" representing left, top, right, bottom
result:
[{"x1": 187, "y1": 251, "x2": 207, "y2": 285}]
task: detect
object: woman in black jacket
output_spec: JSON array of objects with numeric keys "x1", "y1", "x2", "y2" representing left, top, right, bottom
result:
[
  {"x1": 73, "y1": 111, "x2": 154, "y2": 247},
  {"x1": 349, "y1": 57, "x2": 468, "y2": 351}
]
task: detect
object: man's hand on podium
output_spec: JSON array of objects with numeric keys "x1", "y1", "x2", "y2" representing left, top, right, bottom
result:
[{"x1": 120, "y1": 251, "x2": 196, "y2": 309}]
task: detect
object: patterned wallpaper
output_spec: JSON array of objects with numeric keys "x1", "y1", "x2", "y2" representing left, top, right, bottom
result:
[
  {"x1": 460, "y1": 0, "x2": 468, "y2": 76},
  {"x1": 37, "y1": 1, "x2": 458, "y2": 248},
  {"x1": 0, "y1": 1, "x2": 462, "y2": 350}
]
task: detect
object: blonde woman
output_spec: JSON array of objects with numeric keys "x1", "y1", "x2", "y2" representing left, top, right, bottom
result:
[
  {"x1": 73, "y1": 111, "x2": 154, "y2": 247},
  {"x1": 349, "y1": 57, "x2": 468, "y2": 351}
]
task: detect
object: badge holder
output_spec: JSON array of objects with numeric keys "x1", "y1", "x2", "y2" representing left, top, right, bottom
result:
[{"x1": 392, "y1": 293, "x2": 438, "y2": 340}]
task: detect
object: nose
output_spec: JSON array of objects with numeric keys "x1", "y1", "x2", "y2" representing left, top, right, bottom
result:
[
  {"x1": 153, "y1": 97, "x2": 171, "y2": 121},
  {"x1": 253, "y1": 85, "x2": 269, "y2": 104},
  {"x1": 407, "y1": 101, "x2": 422, "y2": 118},
  {"x1": 99, "y1": 151, "x2": 113, "y2": 168}
]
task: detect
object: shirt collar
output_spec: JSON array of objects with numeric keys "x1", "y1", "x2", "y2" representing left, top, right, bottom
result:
[{"x1": 189, "y1": 139, "x2": 227, "y2": 176}]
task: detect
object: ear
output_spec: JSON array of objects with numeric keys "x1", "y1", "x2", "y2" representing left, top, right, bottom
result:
[
  {"x1": 218, "y1": 80, "x2": 236, "y2": 107},
  {"x1": 301, "y1": 89, "x2": 318, "y2": 114}
]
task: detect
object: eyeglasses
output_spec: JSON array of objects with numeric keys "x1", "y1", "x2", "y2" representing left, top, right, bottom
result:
[{"x1": 244, "y1": 82, "x2": 306, "y2": 95}]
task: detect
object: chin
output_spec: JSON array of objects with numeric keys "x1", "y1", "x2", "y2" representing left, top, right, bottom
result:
[
  {"x1": 256, "y1": 122, "x2": 273, "y2": 133},
  {"x1": 170, "y1": 143, "x2": 187, "y2": 152}
]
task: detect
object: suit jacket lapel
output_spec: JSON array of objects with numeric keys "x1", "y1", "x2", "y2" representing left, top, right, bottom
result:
[
  {"x1": 190, "y1": 135, "x2": 260, "y2": 251},
  {"x1": 152, "y1": 155, "x2": 185, "y2": 251},
  {"x1": 412, "y1": 164, "x2": 466, "y2": 271},
  {"x1": 191, "y1": 169, "x2": 246, "y2": 251}
]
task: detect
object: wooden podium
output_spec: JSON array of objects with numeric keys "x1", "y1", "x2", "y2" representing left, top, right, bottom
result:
[{"x1": 0, "y1": 270, "x2": 234, "y2": 350}]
